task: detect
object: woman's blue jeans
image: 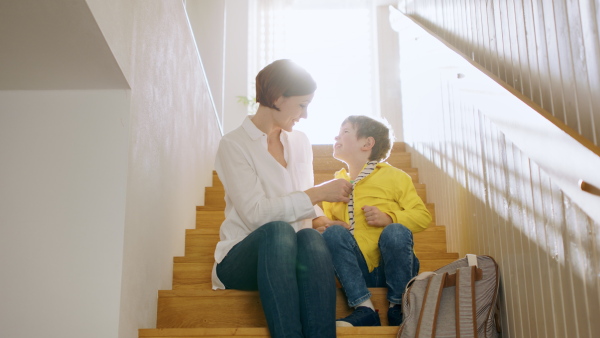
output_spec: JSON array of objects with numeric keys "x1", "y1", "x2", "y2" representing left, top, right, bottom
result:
[
  {"x1": 216, "y1": 221, "x2": 336, "y2": 338},
  {"x1": 322, "y1": 224, "x2": 419, "y2": 307}
]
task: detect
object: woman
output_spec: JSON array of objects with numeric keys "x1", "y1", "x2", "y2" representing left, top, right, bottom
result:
[{"x1": 212, "y1": 59, "x2": 352, "y2": 337}]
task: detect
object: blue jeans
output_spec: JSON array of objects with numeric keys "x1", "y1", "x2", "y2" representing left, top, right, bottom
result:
[
  {"x1": 216, "y1": 221, "x2": 336, "y2": 338},
  {"x1": 322, "y1": 223, "x2": 419, "y2": 307}
]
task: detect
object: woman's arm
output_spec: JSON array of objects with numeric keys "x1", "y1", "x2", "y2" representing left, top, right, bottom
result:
[
  {"x1": 305, "y1": 179, "x2": 352, "y2": 205},
  {"x1": 312, "y1": 216, "x2": 350, "y2": 233}
]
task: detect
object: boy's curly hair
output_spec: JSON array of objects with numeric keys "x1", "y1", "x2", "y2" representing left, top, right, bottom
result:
[{"x1": 343, "y1": 115, "x2": 394, "y2": 162}]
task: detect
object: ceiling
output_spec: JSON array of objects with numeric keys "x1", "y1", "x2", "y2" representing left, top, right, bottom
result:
[{"x1": 0, "y1": 0, "x2": 129, "y2": 90}]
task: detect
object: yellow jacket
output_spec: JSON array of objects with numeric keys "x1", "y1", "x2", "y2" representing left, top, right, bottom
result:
[{"x1": 323, "y1": 162, "x2": 431, "y2": 272}]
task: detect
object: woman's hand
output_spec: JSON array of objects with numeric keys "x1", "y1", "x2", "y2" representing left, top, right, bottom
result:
[
  {"x1": 362, "y1": 205, "x2": 393, "y2": 227},
  {"x1": 305, "y1": 179, "x2": 352, "y2": 204},
  {"x1": 312, "y1": 216, "x2": 350, "y2": 233}
]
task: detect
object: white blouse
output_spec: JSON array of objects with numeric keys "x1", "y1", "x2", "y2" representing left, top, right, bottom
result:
[{"x1": 212, "y1": 116, "x2": 323, "y2": 289}]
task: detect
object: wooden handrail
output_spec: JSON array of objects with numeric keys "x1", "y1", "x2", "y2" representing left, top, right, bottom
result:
[{"x1": 389, "y1": 6, "x2": 600, "y2": 222}]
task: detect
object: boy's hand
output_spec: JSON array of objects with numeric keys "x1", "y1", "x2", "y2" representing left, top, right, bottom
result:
[
  {"x1": 362, "y1": 205, "x2": 393, "y2": 227},
  {"x1": 312, "y1": 216, "x2": 350, "y2": 233}
]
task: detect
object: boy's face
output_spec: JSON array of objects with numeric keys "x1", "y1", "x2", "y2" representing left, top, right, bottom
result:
[{"x1": 333, "y1": 122, "x2": 366, "y2": 162}]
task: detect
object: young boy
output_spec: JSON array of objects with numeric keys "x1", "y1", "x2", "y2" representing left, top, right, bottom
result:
[{"x1": 320, "y1": 115, "x2": 432, "y2": 327}]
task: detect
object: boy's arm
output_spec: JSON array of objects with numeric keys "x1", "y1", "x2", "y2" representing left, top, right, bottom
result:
[
  {"x1": 386, "y1": 173, "x2": 432, "y2": 233},
  {"x1": 363, "y1": 205, "x2": 394, "y2": 227}
]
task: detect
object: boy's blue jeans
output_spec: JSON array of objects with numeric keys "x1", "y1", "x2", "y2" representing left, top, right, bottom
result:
[
  {"x1": 216, "y1": 221, "x2": 336, "y2": 338},
  {"x1": 322, "y1": 223, "x2": 419, "y2": 307}
]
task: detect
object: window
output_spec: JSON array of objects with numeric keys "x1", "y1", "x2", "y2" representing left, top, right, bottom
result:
[{"x1": 250, "y1": 0, "x2": 380, "y2": 144}]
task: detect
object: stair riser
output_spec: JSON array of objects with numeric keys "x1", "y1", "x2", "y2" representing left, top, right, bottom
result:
[
  {"x1": 183, "y1": 227, "x2": 448, "y2": 259},
  {"x1": 181, "y1": 243, "x2": 448, "y2": 261},
  {"x1": 312, "y1": 153, "x2": 412, "y2": 171},
  {"x1": 214, "y1": 172, "x2": 420, "y2": 186},
  {"x1": 195, "y1": 211, "x2": 226, "y2": 227},
  {"x1": 157, "y1": 289, "x2": 390, "y2": 328},
  {"x1": 140, "y1": 326, "x2": 399, "y2": 337},
  {"x1": 204, "y1": 186, "x2": 427, "y2": 206},
  {"x1": 312, "y1": 143, "x2": 406, "y2": 157},
  {"x1": 197, "y1": 204, "x2": 436, "y2": 227},
  {"x1": 172, "y1": 258, "x2": 460, "y2": 290}
]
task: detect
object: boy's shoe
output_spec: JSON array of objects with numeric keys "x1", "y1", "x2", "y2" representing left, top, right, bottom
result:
[
  {"x1": 336, "y1": 306, "x2": 381, "y2": 327},
  {"x1": 387, "y1": 304, "x2": 403, "y2": 326}
]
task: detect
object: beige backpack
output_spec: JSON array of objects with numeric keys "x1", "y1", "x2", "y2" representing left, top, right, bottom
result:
[{"x1": 398, "y1": 254, "x2": 501, "y2": 338}]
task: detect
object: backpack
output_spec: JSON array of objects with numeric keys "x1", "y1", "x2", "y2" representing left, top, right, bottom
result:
[{"x1": 397, "y1": 254, "x2": 501, "y2": 338}]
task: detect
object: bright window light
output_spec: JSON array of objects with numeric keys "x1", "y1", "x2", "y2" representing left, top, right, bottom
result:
[{"x1": 274, "y1": 5, "x2": 379, "y2": 144}]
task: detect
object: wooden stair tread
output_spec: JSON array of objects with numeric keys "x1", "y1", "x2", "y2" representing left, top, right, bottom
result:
[
  {"x1": 313, "y1": 153, "x2": 411, "y2": 172},
  {"x1": 172, "y1": 253, "x2": 458, "y2": 266},
  {"x1": 157, "y1": 288, "x2": 394, "y2": 328},
  {"x1": 203, "y1": 189, "x2": 428, "y2": 207},
  {"x1": 188, "y1": 223, "x2": 444, "y2": 234},
  {"x1": 159, "y1": 287, "x2": 388, "y2": 297},
  {"x1": 182, "y1": 225, "x2": 448, "y2": 247},
  {"x1": 178, "y1": 226, "x2": 450, "y2": 263},
  {"x1": 196, "y1": 206, "x2": 226, "y2": 211},
  {"x1": 314, "y1": 167, "x2": 419, "y2": 181},
  {"x1": 140, "y1": 326, "x2": 399, "y2": 337},
  {"x1": 195, "y1": 204, "x2": 437, "y2": 227},
  {"x1": 170, "y1": 254, "x2": 460, "y2": 290}
]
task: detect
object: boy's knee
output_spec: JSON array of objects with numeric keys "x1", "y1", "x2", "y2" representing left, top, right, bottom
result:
[
  {"x1": 380, "y1": 223, "x2": 413, "y2": 246},
  {"x1": 323, "y1": 224, "x2": 347, "y2": 235},
  {"x1": 321, "y1": 224, "x2": 347, "y2": 242}
]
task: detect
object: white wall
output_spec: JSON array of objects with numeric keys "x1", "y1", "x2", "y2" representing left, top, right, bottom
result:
[
  {"x1": 376, "y1": 4, "x2": 404, "y2": 141},
  {"x1": 186, "y1": 0, "x2": 250, "y2": 135},
  {"x1": 0, "y1": 1, "x2": 128, "y2": 90},
  {"x1": 185, "y1": 0, "x2": 226, "y2": 126},
  {"x1": 397, "y1": 0, "x2": 600, "y2": 147},
  {"x1": 392, "y1": 5, "x2": 600, "y2": 337},
  {"x1": 86, "y1": 1, "x2": 222, "y2": 337},
  {"x1": 0, "y1": 1, "x2": 222, "y2": 337},
  {"x1": 0, "y1": 90, "x2": 130, "y2": 338}
]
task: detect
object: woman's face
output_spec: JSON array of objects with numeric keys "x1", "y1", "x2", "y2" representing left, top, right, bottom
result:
[{"x1": 273, "y1": 93, "x2": 314, "y2": 132}]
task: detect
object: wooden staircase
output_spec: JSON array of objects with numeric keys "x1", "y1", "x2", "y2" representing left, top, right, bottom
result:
[{"x1": 139, "y1": 143, "x2": 458, "y2": 338}]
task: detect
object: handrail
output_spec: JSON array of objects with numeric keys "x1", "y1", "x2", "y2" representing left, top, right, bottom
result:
[
  {"x1": 389, "y1": 6, "x2": 600, "y2": 222},
  {"x1": 182, "y1": 2, "x2": 224, "y2": 136}
]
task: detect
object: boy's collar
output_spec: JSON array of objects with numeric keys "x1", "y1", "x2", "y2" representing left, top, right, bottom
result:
[{"x1": 335, "y1": 162, "x2": 390, "y2": 178}]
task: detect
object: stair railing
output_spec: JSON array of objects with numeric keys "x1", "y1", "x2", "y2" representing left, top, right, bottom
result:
[
  {"x1": 182, "y1": 2, "x2": 224, "y2": 136},
  {"x1": 389, "y1": 6, "x2": 600, "y2": 222}
]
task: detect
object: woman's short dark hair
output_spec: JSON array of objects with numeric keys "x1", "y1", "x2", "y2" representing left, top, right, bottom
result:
[
  {"x1": 256, "y1": 59, "x2": 317, "y2": 111},
  {"x1": 343, "y1": 115, "x2": 394, "y2": 162}
]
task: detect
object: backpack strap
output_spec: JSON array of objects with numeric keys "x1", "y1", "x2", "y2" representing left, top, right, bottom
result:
[
  {"x1": 466, "y1": 253, "x2": 478, "y2": 267},
  {"x1": 455, "y1": 264, "x2": 478, "y2": 338},
  {"x1": 416, "y1": 272, "x2": 447, "y2": 338}
]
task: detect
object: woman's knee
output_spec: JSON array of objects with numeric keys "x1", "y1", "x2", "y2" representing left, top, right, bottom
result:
[
  {"x1": 260, "y1": 221, "x2": 296, "y2": 247},
  {"x1": 297, "y1": 228, "x2": 328, "y2": 254}
]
